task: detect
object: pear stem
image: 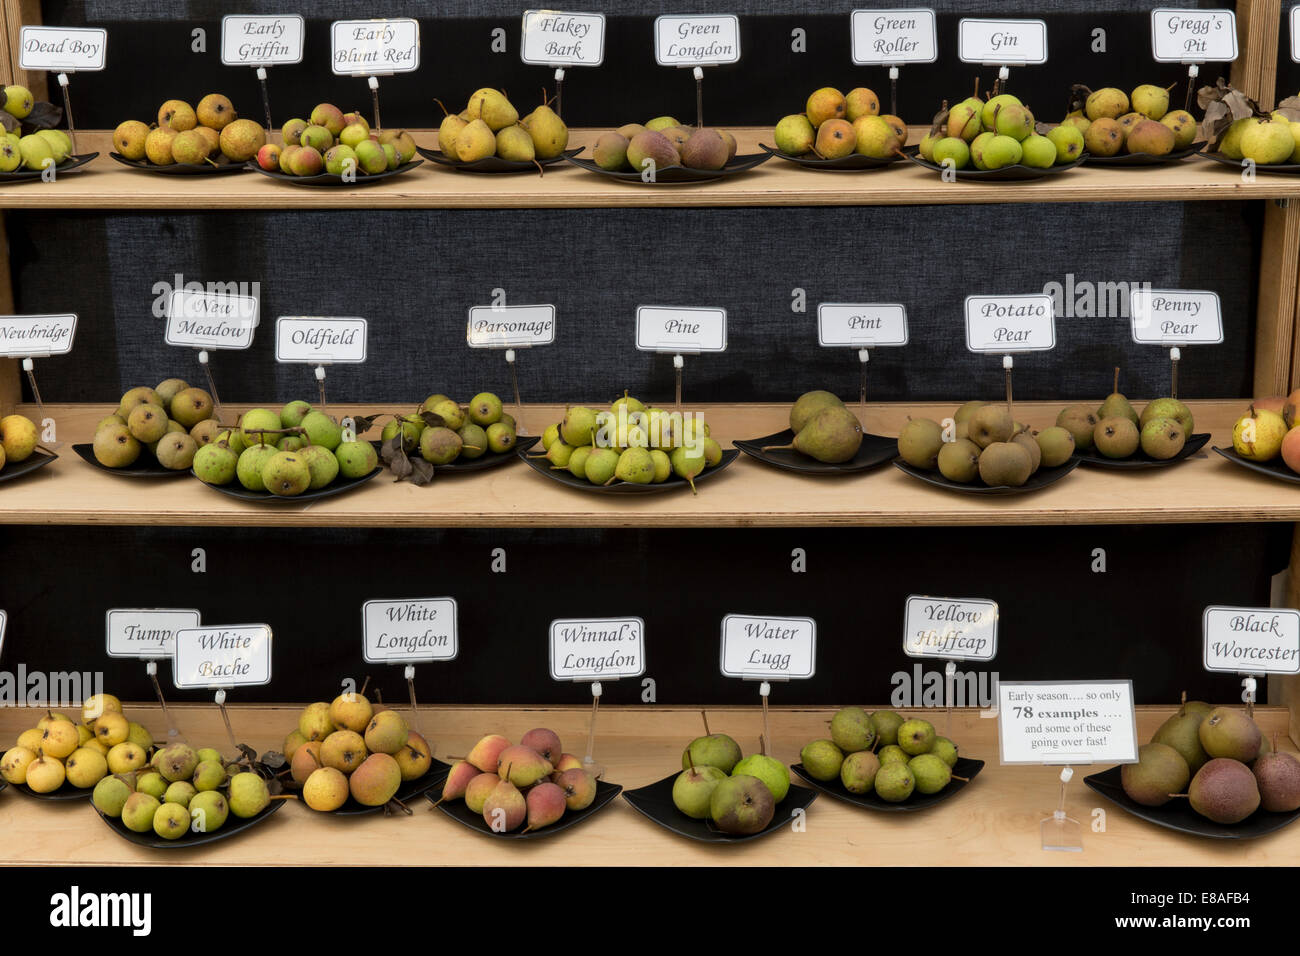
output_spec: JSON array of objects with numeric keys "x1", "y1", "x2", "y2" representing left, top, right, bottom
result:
[
  {"x1": 269, "y1": 793, "x2": 299, "y2": 801},
  {"x1": 1113, "y1": 366, "x2": 1120, "y2": 394},
  {"x1": 359, "y1": 675, "x2": 371, "y2": 698},
  {"x1": 386, "y1": 795, "x2": 413, "y2": 816},
  {"x1": 951, "y1": 774, "x2": 970, "y2": 783},
  {"x1": 701, "y1": 710, "x2": 711, "y2": 736},
  {"x1": 760, "y1": 443, "x2": 795, "y2": 453},
  {"x1": 1168, "y1": 793, "x2": 1189, "y2": 799}
]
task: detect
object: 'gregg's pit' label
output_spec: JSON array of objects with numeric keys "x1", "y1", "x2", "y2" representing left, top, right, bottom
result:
[
  {"x1": 549, "y1": 617, "x2": 645, "y2": 680},
  {"x1": 1151, "y1": 8, "x2": 1238, "y2": 62},
  {"x1": 521, "y1": 11, "x2": 605, "y2": 66},
  {"x1": 958, "y1": 18, "x2": 1047, "y2": 64},
  {"x1": 654, "y1": 15, "x2": 741, "y2": 66},
  {"x1": 331, "y1": 18, "x2": 420, "y2": 75},
  {"x1": 998, "y1": 680, "x2": 1138, "y2": 765},
  {"x1": 1130, "y1": 289, "x2": 1224, "y2": 345},
  {"x1": 19, "y1": 26, "x2": 106, "y2": 72},
  {"x1": 903, "y1": 596, "x2": 998, "y2": 662},
  {"x1": 1203, "y1": 606, "x2": 1300, "y2": 675},
  {"x1": 221, "y1": 15, "x2": 305, "y2": 66},
  {"x1": 818, "y1": 303, "x2": 908, "y2": 347},
  {"x1": 965, "y1": 294, "x2": 1056, "y2": 352},
  {"x1": 851, "y1": 9, "x2": 938, "y2": 65},
  {"x1": 173, "y1": 625, "x2": 272, "y2": 689},
  {"x1": 0, "y1": 314, "x2": 76, "y2": 357},
  {"x1": 107, "y1": 608, "x2": 201, "y2": 660},
  {"x1": 165, "y1": 290, "x2": 258, "y2": 350},
  {"x1": 276, "y1": 317, "x2": 368, "y2": 363},
  {"x1": 466, "y1": 305, "x2": 556, "y2": 348},
  {"x1": 363, "y1": 599, "x2": 458, "y2": 664},
  {"x1": 636, "y1": 306, "x2": 727, "y2": 353},
  {"x1": 720, "y1": 614, "x2": 815, "y2": 679}
]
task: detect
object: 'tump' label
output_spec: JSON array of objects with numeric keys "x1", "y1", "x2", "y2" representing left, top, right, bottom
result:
[
  {"x1": 363, "y1": 599, "x2": 458, "y2": 663},
  {"x1": 720, "y1": 614, "x2": 815, "y2": 679},
  {"x1": 1130, "y1": 289, "x2": 1224, "y2": 345},
  {"x1": 0, "y1": 313, "x2": 77, "y2": 357},
  {"x1": 107, "y1": 609, "x2": 201, "y2": 660},
  {"x1": 222, "y1": 15, "x2": 305, "y2": 66},
  {"x1": 903, "y1": 596, "x2": 998, "y2": 662},
  {"x1": 958, "y1": 18, "x2": 1048, "y2": 64},
  {"x1": 654, "y1": 15, "x2": 741, "y2": 66},
  {"x1": 549, "y1": 617, "x2": 645, "y2": 680},
  {"x1": 173, "y1": 625, "x2": 272, "y2": 688},
  {"x1": 521, "y1": 11, "x2": 605, "y2": 66},
  {"x1": 165, "y1": 290, "x2": 258, "y2": 350},
  {"x1": 850, "y1": 9, "x2": 938, "y2": 65},
  {"x1": 331, "y1": 18, "x2": 420, "y2": 75},
  {"x1": 466, "y1": 305, "x2": 557, "y2": 348},
  {"x1": 1203, "y1": 606, "x2": 1300, "y2": 675},
  {"x1": 276, "y1": 317, "x2": 368, "y2": 363},
  {"x1": 19, "y1": 26, "x2": 106, "y2": 71},
  {"x1": 636, "y1": 306, "x2": 726, "y2": 353},
  {"x1": 965, "y1": 294, "x2": 1056, "y2": 352},
  {"x1": 998, "y1": 680, "x2": 1138, "y2": 765},
  {"x1": 1151, "y1": 8, "x2": 1238, "y2": 62},
  {"x1": 818, "y1": 303, "x2": 908, "y2": 347}
]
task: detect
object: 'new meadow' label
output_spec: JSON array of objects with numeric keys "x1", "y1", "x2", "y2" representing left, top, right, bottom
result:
[
  {"x1": 1151, "y1": 8, "x2": 1238, "y2": 62},
  {"x1": 521, "y1": 11, "x2": 605, "y2": 66},
  {"x1": 903, "y1": 596, "x2": 998, "y2": 662},
  {"x1": 19, "y1": 26, "x2": 106, "y2": 72},
  {"x1": 0, "y1": 314, "x2": 76, "y2": 357},
  {"x1": 958, "y1": 18, "x2": 1047, "y2": 64},
  {"x1": 998, "y1": 680, "x2": 1137, "y2": 765},
  {"x1": 636, "y1": 306, "x2": 726, "y2": 353},
  {"x1": 276, "y1": 317, "x2": 368, "y2": 363},
  {"x1": 1130, "y1": 289, "x2": 1224, "y2": 345},
  {"x1": 222, "y1": 15, "x2": 305, "y2": 66},
  {"x1": 1203, "y1": 606, "x2": 1300, "y2": 675},
  {"x1": 965, "y1": 294, "x2": 1056, "y2": 352},
  {"x1": 654, "y1": 15, "x2": 741, "y2": 66},
  {"x1": 818, "y1": 303, "x2": 908, "y2": 347},
  {"x1": 173, "y1": 625, "x2": 272, "y2": 689},
  {"x1": 466, "y1": 305, "x2": 557, "y2": 348},
  {"x1": 165, "y1": 290, "x2": 258, "y2": 350},
  {"x1": 106, "y1": 608, "x2": 200, "y2": 660},
  {"x1": 720, "y1": 614, "x2": 815, "y2": 679},
  {"x1": 851, "y1": 9, "x2": 938, "y2": 65},
  {"x1": 362, "y1": 598, "x2": 458, "y2": 664},
  {"x1": 549, "y1": 617, "x2": 645, "y2": 680},
  {"x1": 331, "y1": 18, "x2": 420, "y2": 75}
]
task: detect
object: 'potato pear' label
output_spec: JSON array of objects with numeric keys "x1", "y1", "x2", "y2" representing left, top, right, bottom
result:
[
  {"x1": 636, "y1": 306, "x2": 727, "y2": 353},
  {"x1": 19, "y1": 26, "x2": 106, "y2": 71},
  {"x1": 549, "y1": 617, "x2": 645, "y2": 680},
  {"x1": 720, "y1": 614, "x2": 816, "y2": 679},
  {"x1": 957, "y1": 18, "x2": 1047, "y2": 65},
  {"x1": 276, "y1": 317, "x2": 367, "y2": 363},
  {"x1": 903, "y1": 596, "x2": 997, "y2": 662},
  {"x1": 1203, "y1": 606, "x2": 1300, "y2": 674},
  {"x1": 818, "y1": 303, "x2": 908, "y2": 347},
  {"x1": 466, "y1": 305, "x2": 557, "y2": 348},
  {"x1": 173, "y1": 625, "x2": 272, "y2": 689},
  {"x1": 850, "y1": 9, "x2": 938, "y2": 65},
  {"x1": 363, "y1": 599, "x2": 458, "y2": 663},
  {"x1": 654, "y1": 15, "x2": 741, "y2": 66},
  {"x1": 964, "y1": 294, "x2": 1055, "y2": 352},
  {"x1": 331, "y1": 18, "x2": 420, "y2": 75},
  {"x1": 106, "y1": 608, "x2": 200, "y2": 660},
  {"x1": 521, "y1": 11, "x2": 605, "y2": 66},
  {"x1": 165, "y1": 290, "x2": 258, "y2": 350},
  {"x1": 0, "y1": 313, "x2": 76, "y2": 357},
  {"x1": 221, "y1": 15, "x2": 305, "y2": 66},
  {"x1": 1150, "y1": 9, "x2": 1237, "y2": 62},
  {"x1": 1129, "y1": 289, "x2": 1224, "y2": 345},
  {"x1": 997, "y1": 680, "x2": 1137, "y2": 765}
]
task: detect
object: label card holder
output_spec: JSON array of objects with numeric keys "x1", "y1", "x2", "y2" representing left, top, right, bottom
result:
[
  {"x1": 653, "y1": 14, "x2": 741, "y2": 126},
  {"x1": 173, "y1": 624, "x2": 273, "y2": 754},
  {"x1": 275, "y1": 316, "x2": 368, "y2": 413},
  {"x1": 720, "y1": 613, "x2": 815, "y2": 755},
  {"x1": 1129, "y1": 288, "x2": 1222, "y2": 398},
  {"x1": 1150, "y1": 8, "x2": 1237, "y2": 110},
  {"x1": 361, "y1": 597, "x2": 458, "y2": 739},
  {"x1": 1203, "y1": 606, "x2": 1300, "y2": 714},
  {"x1": 107, "y1": 608, "x2": 200, "y2": 744},
  {"x1": 0, "y1": 610, "x2": 6, "y2": 662},
  {"x1": 817, "y1": 302, "x2": 908, "y2": 406},
  {"x1": 1293, "y1": 5, "x2": 1300, "y2": 63},
  {"x1": 330, "y1": 18, "x2": 421, "y2": 129},
  {"x1": 466, "y1": 304, "x2": 557, "y2": 434},
  {"x1": 964, "y1": 293, "x2": 1056, "y2": 424},
  {"x1": 849, "y1": 8, "x2": 938, "y2": 114},
  {"x1": 221, "y1": 15, "x2": 306, "y2": 131},
  {"x1": 957, "y1": 17, "x2": 1046, "y2": 93},
  {"x1": 0, "y1": 313, "x2": 77, "y2": 444},
  {"x1": 549, "y1": 616, "x2": 646, "y2": 772},
  {"x1": 520, "y1": 10, "x2": 606, "y2": 117},
  {"x1": 903, "y1": 595, "x2": 997, "y2": 738},
  {"x1": 164, "y1": 288, "x2": 259, "y2": 419},
  {"x1": 19, "y1": 25, "x2": 107, "y2": 152},
  {"x1": 636, "y1": 305, "x2": 727, "y2": 407}
]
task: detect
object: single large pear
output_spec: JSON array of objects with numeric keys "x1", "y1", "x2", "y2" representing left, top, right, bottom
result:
[
  {"x1": 792, "y1": 405, "x2": 862, "y2": 463},
  {"x1": 1121, "y1": 742, "x2": 1189, "y2": 806},
  {"x1": 1151, "y1": 705, "x2": 1211, "y2": 775},
  {"x1": 467, "y1": 88, "x2": 518, "y2": 131}
]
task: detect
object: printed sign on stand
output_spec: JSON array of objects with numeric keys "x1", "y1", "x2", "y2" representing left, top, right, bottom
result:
[
  {"x1": 362, "y1": 598, "x2": 458, "y2": 664},
  {"x1": 549, "y1": 617, "x2": 645, "y2": 680},
  {"x1": 1203, "y1": 606, "x2": 1300, "y2": 675},
  {"x1": 903, "y1": 596, "x2": 998, "y2": 662},
  {"x1": 997, "y1": 680, "x2": 1138, "y2": 765},
  {"x1": 654, "y1": 15, "x2": 741, "y2": 66},
  {"x1": 636, "y1": 306, "x2": 727, "y2": 353},
  {"x1": 18, "y1": 26, "x2": 107, "y2": 71},
  {"x1": 957, "y1": 18, "x2": 1047, "y2": 64},
  {"x1": 1150, "y1": 8, "x2": 1238, "y2": 62},
  {"x1": 818, "y1": 303, "x2": 908, "y2": 347},
  {"x1": 850, "y1": 9, "x2": 938, "y2": 64},
  {"x1": 275, "y1": 317, "x2": 368, "y2": 363},
  {"x1": 0, "y1": 314, "x2": 76, "y2": 356},
  {"x1": 164, "y1": 289, "x2": 258, "y2": 350},
  {"x1": 221, "y1": 15, "x2": 305, "y2": 66},
  {"x1": 1130, "y1": 290, "x2": 1224, "y2": 345},
  {"x1": 521, "y1": 11, "x2": 606, "y2": 66},
  {"x1": 173, "y1": 625, "x2": 272, "y2": 688},
  {"x1": 466, "y1": 305, "x2": 557, "y2": 348},
  {"x1": 720, "y1": 614, "x2": 816, "y2": 679},
  {"x1": 964, "y1": 294, "x2": 1056, "y2": 352},
  {"x1": 331, "y1": 18, "x2": 420, "y2": 75},
  {"x1": 106, "y1": 609, "x2": 201, "y2": 660}
]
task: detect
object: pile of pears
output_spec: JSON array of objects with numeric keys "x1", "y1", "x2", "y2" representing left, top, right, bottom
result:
[
  {"x1": 921, "y1": 86, "x2": 1074, "y2": 171},
  {"x1": 770, "y1": 390, "x2": 863, "y2": 463},
  {"x1": 593, "y1": 117, "x2": 736, "y2": 172},
  {"x1": 800, "y1": 708, "x2": 961, "y2": 802},
  {"x1": 1232, "y1": 395, "x2": 1300, "y2": 469},
  {"x1": 1053, "y1": 372, "x2": 1194, "y2": 460},
  {"x1": 436, "y1": 728, "x2": 600, "y2": 833},
  {"x1": 1215, "y1": 113, "x2": 1300, "y2": 165},
  {"x1": 898, "y1": 402, "x2": 1048, "y2": 487},
  {"x1": 271, "y1": 104, "x2": 416, "y2": 177},
  {"x1": 436, "y1": 88, "x2": 568, "y2": 165},
  {"x1": 114, "y1": 94, "x2": 266, "y2": 167},
  {"x1": 0, "y1": 412, "x2": 40, "y2": 471},
  {"x1": 536, "y1": 394, "x2": 724, "y2": 492},
  {"x1": 674, "y1": 730, "x2": 790, "y2": 834},
  {"x1": 193, "y1": 401, "x2": 378, "y2": 496},
  {"x1": 0, "y1": 83, "x2": 74, "y2": 172},
  {"x1": 2, "y1": 694, "x2": 145, "y2": 794},
  {"x1": 284, "y1": 691, "x2": 431, "y2": 811},
  {"x1": 1061, "y1": 84, "x2": 1197, "y2": 158},
  {"x1": 1123, "y1": 698, "x2": 1300, "y2": 824},
  {"x1": 773, "y1": 85, "x2": 905, "y2": 160},
  {"x1": 388, "y1": 391, "x2": 518, "y2": 465},
  {"x1": 93, "y1": 379, "x2": 214, "y2": 471}
]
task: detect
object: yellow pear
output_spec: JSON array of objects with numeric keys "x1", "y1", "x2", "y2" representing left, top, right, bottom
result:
[
  {"x1": 455, "y1": 119, "x2": 496, "y2": 162},
  {"x1": 466, "y1": 88, "x2": 518, "y2": 132}
]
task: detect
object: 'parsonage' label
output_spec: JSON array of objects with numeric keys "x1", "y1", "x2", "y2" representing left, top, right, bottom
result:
[
  {"x1": 720, "y1": 614, "x2": 815, "y2": 679},
  {"x1": 965, "y1": 294, "x2": 1056, "y2": 352},
  {"x1": 654, "y1": 15, "x2": 741, "y2": 66},
  {"x1": 521, "y1": 11, "x2": 605, "y2": 66},
  {"x1": 362, "y1": 599, "x2": 458, "y2": 664},
  {"x1": 1203, "y1": 606, "x2": 1300, "y2": 675},
  {"x1": 19, "y1": 26, "x2": 106, "y2": 72},
  {"x1": 958, "y1": 18, "x2": 1047, "y2": 64},
  {"x1": 636, "y1": 306, "x2": 726, "y2": 353},
  {"x1": 222, "y1": 15, "x2": 305, "y2": 66},
  {"x1": 165, "y1": 290, "x2": 258, "y2": 350},
  {"x1": 1130, "y1": 289, "x2": 1224, "y2": 345},
  {"x1": 998, "y1": 680, "x2": 1137, "y2": 765},
  {"x1": 107, "y1": 609, "x2": 200, "y2": 660},
  {"x1": 0, "y1": 314, "x2": 76, "y2": 357},
  {"x1": 850, "y1": 9, "x2": 938, "y2": 65},
  {"x1": 818, "y1": 303, "x2": 908, "y2": 347},
  {"x1": 1151, "y1": 8, "x2": 1238, "y2": 62},
  {"x1": 466, "y1": 305, "x2": 557, "y2": 348},
  {"x1": 276, "y1": 317, "x2": 367, "y2": 363},
  {"x1": 903, "y1": 596, "x2": 998, "y2": 662},
  {"x1": 549, "y1": 617, "x2": 645, "y2": 680},
  {"x1": 173, "y1": 625, "x2": 272, "y2": 689},
  {"x1": 331, "y1": 18, "x2": 420, "y2": 75}
]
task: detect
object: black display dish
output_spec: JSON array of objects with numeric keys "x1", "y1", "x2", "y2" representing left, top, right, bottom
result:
[
  {"x1": 416, "y1": 145, "x2": 582, "y2": 173},
  {"x1": 426, "y1": 778, "x2": 622, "y2": 839},
  {"x1": 245, "y1": 159, "x2": 424, "y2": 187},
  {"x1": 757, "y1": 143, "x2": 905, "y2": 171},
  {"x1": 902, "y1": 144, "x2": 1084, "y2": 181},
  {"x1": 734, "y1": 429, "x2": 897, "y2": 475},
  {"x1": 1074, "y1": 432, "x2": 1210, "y2": 469},
  {"x1": 1084, "y1": 142, "x2": 1206, "y2": 166},
  {"x1": 622, "y1": 772, "x2": 817, "y2": 843},
  {"x1": 371, "y1": 435, "x2": 539, "y2": 473},
  {"x1": 0, "y1": 448, "x2": 57, "y2": 484},
  {"x1": 14, "y1": 779, "x2": 92, "y2": 801},
  {"x1": 96, "y1": 795, "x2": 286, "y2": 849},
  {"x1": 1084, "y1": 765, "x2": 1300, "y2": 840},
  {"x1": 190, "y1": 464, "x2": 383, "y2": 503},
  {"x1": 1195, "y1": 151, "x2": 1300, "y2": 175},
  {"x1": 893, "y1": 457, "x2": 1080, "y2": 495},
  {"x1": 1213, "y1": 446, "x2": 1300, "y2": 485},
  {"x1": 564, "y1": 152, "x2": 773, "y2": 185},
  {"x1": 0, "y1": 152, "x2": 98, "y2": 184},
  {"x1": 333, "y1": 760, "x2": 451, "y2": 816},
  {"x1": 518, "y1": 447, "x2": 739, "y2": 494},
  {"x1": 73, "y1": 443, "x2": 187, "y2": 479},
  {"x1": 791, "y1": 757, "x2": 984, "y2": 812},
  {"x1": 110, "y1": 152, "x2": 248, "y2": 175}
]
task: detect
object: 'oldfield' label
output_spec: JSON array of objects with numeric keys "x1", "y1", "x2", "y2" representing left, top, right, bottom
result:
[
  {"x1": 19, "y1": 26, "x2": 106, "y2": 72},
  {"x1": 0, "y1": 314, "x2": 77, "y2": 357},
  {"x1": 818, "y1": 303, "x2": 908, "y2": 347},
  {"x1": 466, "y1": 305, "x2": 557, "y2": 348},
  {"x1": 1151, "y1": 8, "x2": 1237, "y2": 62},
  {"x1": 636, "y1": 306, "x2": 726, "y2": 353},
  {"x1": 958, "y1": 18, "x2": 1047, "y2": 64},
  {"x1": 965, "y1": 294, "x2": 1056, "y2": 352},
  {"x1": 106, "y1": 608, "x2": 200, "y2": 660},
  {"x1": 654, "y1": 15, "x2": 741, "y2": 66},
  {"x1": 1203, "y1": 606, "x2": 1300, "y2": 675},
  {"x1": 521, "y1": 11, "x2": 605, "y2": 66},
  {"x1": 363, "y1": 598, "x2": 458, "y2": 664},
  {"x1": 549, "y1": 617, "x2": 645, "y2": 680},
  {"x1": 165, "y1": 290, "x2": 258, "y2": 350},
  {"x1": 276, "y1": 317, "x2": 368, "y2": 363},
  {"x1": 720, "y1": 614, "x2": 815, "y2": 679},
  {"x1": 221, "y1": 15, "x2": 305, "y2": 66},
  {"x1": 903, "y1": 596, "x2": 998, "y2": 662},
  {"x1": 1130, "y1": 289, "x2": 1224, "y2": 345},
  {"x1": 331, "y1": 18, "x2": 420, "y2": 75},
  {"x1": 173, "y1": 625, "x2": 272, "y2": 689},
  {"x1": 850, "y1": 9, "x2": 938, "y2": 65},
  {"x1": 998, "y1": 680, "x2": 1137, "y2": 765}
]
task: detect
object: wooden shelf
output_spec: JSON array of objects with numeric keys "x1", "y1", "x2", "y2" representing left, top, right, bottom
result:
[
  {"x1": 0, "y1": 703, "x2": 1292, "y2": 867},
  {"x1": 0, "y1": 399, "x2": 1292, "y2": 528},
  {"x1": 0, "y1": 129, "x2": 1295, "y2": 210}
]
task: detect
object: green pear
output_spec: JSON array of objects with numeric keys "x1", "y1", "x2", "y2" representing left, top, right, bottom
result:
[
  {"x1": 672, "y1": 763, "x2": 725, "y2": 818},
  {"x1": 682, "y1": 734, "x2": 742, "y2": 774}
]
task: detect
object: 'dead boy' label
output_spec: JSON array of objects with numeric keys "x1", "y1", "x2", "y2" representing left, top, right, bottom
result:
[
  {"x1": 720, "y1": 614, "x2": 815, "y2": 679},
  {"x1": 19, "y1": 26, "x2": 107, "y2": 72}
]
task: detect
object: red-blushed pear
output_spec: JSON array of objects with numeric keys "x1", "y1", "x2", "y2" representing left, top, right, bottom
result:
[
  {"x1": 329, "y1": 692, "x2": 373, "y2": 734},
  {"x1": 556, "y1": 767, "x2": 598, "y2": 811},
  {"x1": 709, "y1": 774, "x2": 775, "y2": 835},
  {"x1": 483, "y1": 776, "x2": 526, "y2": 832},
  {"x1": 497, "y1": 745, "x2": 553, "y2": 787},
  {"x1": 523, "y1": 781, "x2": 567, "y2": 832},
  {"x1": 466, "y1": 734, "x2": 511, "y2": 772},
  {"x1": 395, "y1": 731, "x2": 432, "y2": 781},
  {"x1": 310, "y1": 103, "x2": 346, "y2": 137},
  {"x1": 465, "y1": 772, "x2": 499, "y2": 813},
  {"x1": 1281, "y1": 426, "x2": 1300, "y2": 475},
  {"x1": 434, "y1": 759, "x2": 479, "y2": 804},
  {"x1": 349, "y1": 752, "x2": 402, "y2": 807},
  {"x1": 290, "y1": 740, "x2": 323, "y2": 785},
  {"x1": 364, "y1": 710, "x2": 408, "y2": 755},
  {"x1": 552, "y1": 753, "x2": 583, "y2": 774},
  {"x1": 520, "y1": 727, "x2": 562, "y2": 763},
  {"x1": 256, "y1": 143, "x2": 281, "y2": 171},
  {"x1": 1255, "y1": 396, "x2": 1286, "y2": 416},
  {"x1": 1284, "y1": 388, "x2": 1300, "y2": 428}
]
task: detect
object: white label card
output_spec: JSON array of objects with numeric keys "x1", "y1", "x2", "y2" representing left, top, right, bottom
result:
[
  {"x1": 636, "y1": 306, "x2": 727, "y2": 353},
  {"x1": 654, "y1": 15, "x2": 741, "y2": 66},
  {"x1": 0, "y1": 314, "x2": 76, "y2": 357},
  {"x1": 965, "y1": 294, "x2": 1056, "y2": 352},
  {"x1": 276, "y1": 317, "x2": 368, "y2": 363},
  {"x1": 720, "y1": 614, "x2": 816, "y2": 679},
  {"x1": 851, "y1": 9, "x2": 938, "y2": 65},
  {"x1": 1130, "y1": 289, "x2": 1224, "y2": 345},
  {"x1": 1292, "y1": 5, "x2": 1300, "y2": 63},
  {"x1": 521, "y1": 11, "x2": 606, "y2": 66},
  {"x1": 19, "y1": 26, "x2": 107, "y2": 72},
  {"x1": 106, "y1": 608, "x2": 200, "y2": 660},
  {"x1": 222, "y1": 15, "x2": 305, "y2": 66},
  {"x1": 903, "y1": 596, "x2": 998, "y2": 662},
  {"x1": 1203, "y1": 606, "x2": 1300, "y2": 675},
  {"x1": 362, "y1": 598, "x2": 458, "y2": 664},
  {"x1": 173, "y1": 625, "x2": 272, "y2": 689},
  {"x1": 818, "y1": 303, "x2": 908, "y2": 347},
  {"x1": 957, "y1": 18, "x2": 1047, "y2": 65},
  {"x1": 549, "y1": 617, "x2": 646, "y2": 680},
  {"x1": 466, "y1": 305, "x2": 557, "y2": 348},
  {"x1": 1151, "y1": 8, "x2": 1238, "y2": 62},
  {"x1": 0, "y1": 610, "x2": 6, "y2": 661},
  {"x1": 998, "y1": 680, "x2": 1138, "y2": 765},
  {"x1": 331, "y1": 18, "x2": 420, "y2": 75},
  {"x1": 165, "y1": 290, "x2": 258, "y2": 350}
]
